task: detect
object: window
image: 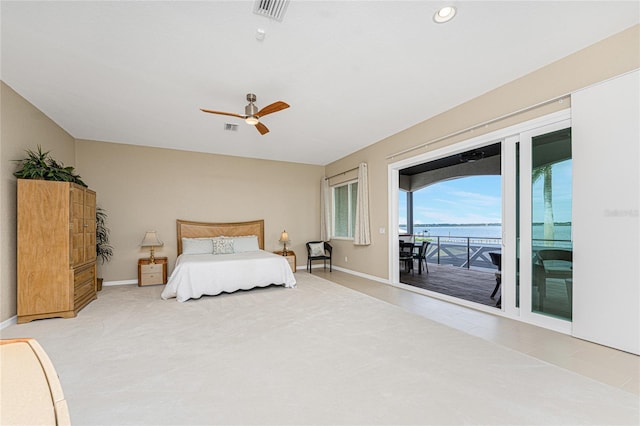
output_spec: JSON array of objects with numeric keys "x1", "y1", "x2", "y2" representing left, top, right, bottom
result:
[{"x1": 332, "y1": 180, "x2": 358, "y2": 239}]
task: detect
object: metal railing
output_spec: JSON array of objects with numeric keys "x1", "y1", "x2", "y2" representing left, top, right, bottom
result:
[
  {"x1": 414, "y1": 236, "x2": 502, "y2": 270},
  {"x1": 410, "y1": 236, "x2": 574, "y2": 271}
]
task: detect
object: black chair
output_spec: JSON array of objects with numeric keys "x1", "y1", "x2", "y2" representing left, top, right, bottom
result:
[
  {"x1": 534, "y1": 249, "x2": 573, "y2": 309},
  {"x1": 399, "y1": 241, "x2": 414, "y2": 274},
  {"x1": 306, "y1": 241, "x2": 333, "y2": 273},
  {"x1": 412, "y1": 241, "x2": 430, "y2": 274},
  {"x1": 489, "y1": 252, "x2": 502, "y2": 308}
]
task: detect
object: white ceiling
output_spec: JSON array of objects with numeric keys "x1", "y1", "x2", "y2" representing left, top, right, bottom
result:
[{"x1": 2, "y1": 1, "x2": 638, "y2": 166}]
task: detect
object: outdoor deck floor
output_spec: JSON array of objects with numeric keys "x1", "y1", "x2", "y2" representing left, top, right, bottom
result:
[
  {"x1": 400, "y1": 262, "x2": 501, "y2": 308},
  {"x1": 402, "y1": 261, "x2": 572, "y2": 319}
]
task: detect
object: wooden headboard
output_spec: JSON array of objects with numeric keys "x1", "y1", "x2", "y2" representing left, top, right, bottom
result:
[{"x1": 176, "y1": 219, "x2": 265, "y2": 255}]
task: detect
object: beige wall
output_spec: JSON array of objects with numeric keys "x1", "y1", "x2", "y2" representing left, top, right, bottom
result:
[
  {"x1": 74, "y1": 140, "x2": 324, "y2": 282},
  {"x1": 326, "y1": 25, "x2": 640, "y2": 280},
  {"x1": 1, "y1": 82, "x2": 76, "y2": 321}
]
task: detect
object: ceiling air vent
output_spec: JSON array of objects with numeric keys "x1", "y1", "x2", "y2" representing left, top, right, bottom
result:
[
  {"x1": 224, "y1": 123, "x2": 239, "y2": 132},
  {"x1": 253, "y1": 0, "x2": 289, "y2": 21}
]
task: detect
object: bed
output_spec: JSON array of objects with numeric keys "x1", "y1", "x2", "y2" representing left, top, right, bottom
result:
[{"x1": 161, "y1": 219, "x2": 296, "y2": 302}]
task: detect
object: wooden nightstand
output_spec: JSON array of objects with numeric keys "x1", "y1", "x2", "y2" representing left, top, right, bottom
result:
[
  {"x1": 138, "y1": 257, "x2": 168, "y2": 286},
  {"x1": 274, "y1": 250, "x2": 296, "y2": 273}
]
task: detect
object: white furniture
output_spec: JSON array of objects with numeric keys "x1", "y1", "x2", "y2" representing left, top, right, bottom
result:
[
  {"x1": 160, "y1": 219, "x2": 296, "y2": 302},
  {"x1": 0, "y1": 339, "x2": 71, "y2": 425},
  {"x1": 161, "y1": 251, "x2": 296, "y2": 302}
]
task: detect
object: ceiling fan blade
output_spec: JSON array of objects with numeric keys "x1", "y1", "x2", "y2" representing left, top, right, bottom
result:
[
  {"x1": 257, "y1": 101, "x2": 289, "y2": 117},
  {"x1": 200, "y1": 108, "x2": 246, "y2": 119},
  {"x1": 255, "y1": 122, "x2": 270, "y2": 135}
]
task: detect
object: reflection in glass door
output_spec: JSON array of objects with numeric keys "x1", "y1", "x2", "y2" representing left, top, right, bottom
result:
[
  {"x1": 518, "y1": 121, "x2": 573, "y2": 327},
  {"x1": 531, "y1": 129, "x2": 572, "y2": 320}
]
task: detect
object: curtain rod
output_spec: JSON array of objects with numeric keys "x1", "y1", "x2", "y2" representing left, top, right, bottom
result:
[
  {"x1": 386, "y1": 94, "x2": 569, "y2": 160},
  {"x1": 325, "y1": 166, "x2": 359, "y2": 180}
]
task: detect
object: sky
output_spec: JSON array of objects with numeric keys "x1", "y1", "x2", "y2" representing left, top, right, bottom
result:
[
  {"x1": 400, "y1": 175, "x2": 502, "y2": 225},
  {"x1": 400, "y1": 160, "x2": 572, "y2": 225}
]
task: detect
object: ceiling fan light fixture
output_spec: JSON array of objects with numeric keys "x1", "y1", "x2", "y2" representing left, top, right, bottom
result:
[
  {"x1": 245, "y1": 116, "x2": 259, "y2": 125},
  {"x1": 433, "y1": 6, "x2": 457, "y2": 23},
  {"x1": 245, "y1": 102, "x2": 259, "y2": 117},
  {"x1": 201, "y1": 93, "x2": 288, "y2": 135}
]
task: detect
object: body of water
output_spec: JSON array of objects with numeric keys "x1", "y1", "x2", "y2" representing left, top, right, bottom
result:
[{"x1": 400, "y1": 224, "x2": 572, "y2": 241}]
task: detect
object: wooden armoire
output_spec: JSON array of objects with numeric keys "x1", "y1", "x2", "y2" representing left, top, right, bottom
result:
[{"x1": 17, "y1": 179, "x2": 97, "y2": 323}]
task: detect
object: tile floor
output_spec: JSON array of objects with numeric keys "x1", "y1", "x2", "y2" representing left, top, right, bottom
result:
[{"x1": 311, "y1": 269, "x2": 639, "y2": 395}]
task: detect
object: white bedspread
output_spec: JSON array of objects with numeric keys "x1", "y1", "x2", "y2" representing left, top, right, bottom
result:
[{"x1": 161, "y1": 250, "x2": 296, "y2": 302}]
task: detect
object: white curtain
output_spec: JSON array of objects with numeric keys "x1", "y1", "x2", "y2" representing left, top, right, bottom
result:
[
  {"x1": 354, "y1": 162, "x2": 371, "y2": 245},
  {"x1": 320, "y1": 177, "x2": 331, "y2": 241}
]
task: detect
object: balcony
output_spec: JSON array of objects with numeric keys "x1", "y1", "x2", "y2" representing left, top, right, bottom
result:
[
  {"x1": 401, "y1": 236, "x2": 572, "y2": 318},
  {"x1": 400, "y1": 236, "x2": 501, "y2": 308}
]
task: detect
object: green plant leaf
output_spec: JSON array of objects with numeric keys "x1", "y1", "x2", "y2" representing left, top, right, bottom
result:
[{"x1": 13, "y1": 145, "x2": 88, "y2": 187}]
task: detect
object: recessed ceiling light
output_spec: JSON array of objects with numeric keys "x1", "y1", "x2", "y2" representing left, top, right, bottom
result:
[{"x1": 433, "y1": 6, "x2": 457, "y2": 24}]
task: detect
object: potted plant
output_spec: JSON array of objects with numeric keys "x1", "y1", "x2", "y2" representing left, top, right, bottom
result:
[
  {"x1": 96, "y1": 207, "x2": 113, "y2": 291},
  {"x1": 13, "y1": 145, "x2": 87, "y2": 186}
]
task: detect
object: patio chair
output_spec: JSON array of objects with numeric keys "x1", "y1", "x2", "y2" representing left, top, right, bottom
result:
[
  {"x1": 489, "y1": 252, "x2": 502, "y2": 307},
  {"x1": 413, "y1": 241, "x2": 430, "y2": 274},
  {"x1": 534, "y1": 249, "x2": 573, "y2": 309},
  {"x1": 399, "y1": 234, "x2": 414, "y2": 244},
  {"x1": 399, "y1": 241, "x2": 414, "y2": 274}
]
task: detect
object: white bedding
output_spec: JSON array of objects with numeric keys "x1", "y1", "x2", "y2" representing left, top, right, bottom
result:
[{"x1": 161, "y1": 250, "x2": 296, "y2": 302}]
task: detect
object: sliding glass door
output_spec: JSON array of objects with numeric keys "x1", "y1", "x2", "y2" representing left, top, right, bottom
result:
[{"x1": 517, "y1": 119, "x2": 573, "y2": 330}]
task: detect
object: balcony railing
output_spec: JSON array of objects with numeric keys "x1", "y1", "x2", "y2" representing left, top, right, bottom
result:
[
  {"x1": 415, "y1": 236, "x2": 502, "y2": 270},
  {"x1": 414, "y1": 236, "x2": 573, "y2": 271}
]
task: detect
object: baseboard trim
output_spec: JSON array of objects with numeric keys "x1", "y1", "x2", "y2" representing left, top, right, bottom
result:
[
  {"x1": 103, "y1": 279, "x2": 137, "y2": 287},
  {"x1": 330, "y1": 265, "x2": 390, "y2": 285},
  {"x1": 1, "y1": 315, "x2": 17, "y2": 330}
]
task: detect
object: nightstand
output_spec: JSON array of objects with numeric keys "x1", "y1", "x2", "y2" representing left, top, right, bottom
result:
[
  {"x1": 273, "y1": 250, "x2": 296, "y2": 273},
  {"x1": 138, "y1": 257, "x2": 168, "y2": 286}
]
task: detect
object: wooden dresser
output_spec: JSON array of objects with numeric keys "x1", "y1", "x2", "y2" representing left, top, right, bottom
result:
[{"x1": 17, "y1": 179, "x2": 97, "y2": 323}]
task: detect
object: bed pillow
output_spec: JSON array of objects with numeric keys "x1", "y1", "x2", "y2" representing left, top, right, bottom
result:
[
  {"x1": 232, "y1": 235, "x2": 260, "y2": 253},
  {"x1": 309, "y1": 242, "x2": 325, "y2": 257},
  {"x1": 212, "y1": 237, "x2": 234, "y2": 255},
  {"x1": 182, "y1": 237, "x2": 214, "y2": 255}
]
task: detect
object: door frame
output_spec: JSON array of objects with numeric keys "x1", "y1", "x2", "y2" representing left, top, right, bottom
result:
[{"x1": 388, "y1": 108, "x2": 572, "y2": 329}]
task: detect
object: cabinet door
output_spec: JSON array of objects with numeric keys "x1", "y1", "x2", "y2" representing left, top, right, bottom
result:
[
  {"x1": 83, "y1": 189, "x2": 97, "y2": 263},
  {"x1": 70, "y1": 186, "x2": 97, "y2": 266},
  {"x1": 70, "y1": 186, "x2": 85, "y2": 266},
  {"x1": 18, "y1": 180, "x2": 72, "y2": 316}
]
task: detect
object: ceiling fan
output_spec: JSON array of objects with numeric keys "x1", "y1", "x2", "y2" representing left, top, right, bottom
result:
[{"x1": 200, "y1": 93, "x2": 289, "y2": 135}]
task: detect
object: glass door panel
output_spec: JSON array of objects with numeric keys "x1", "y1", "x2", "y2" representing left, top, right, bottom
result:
[
  {"x1": 531, "y1": 129, "x2": 573, "y2": 320},
  {"x1": 516, "y1": 116, "x2": 572, "y2": 332}
]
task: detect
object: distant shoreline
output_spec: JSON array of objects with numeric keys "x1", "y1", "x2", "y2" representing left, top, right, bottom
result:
[{"x1": 401, "y1": 222, "x2": 572, "y2": 228}]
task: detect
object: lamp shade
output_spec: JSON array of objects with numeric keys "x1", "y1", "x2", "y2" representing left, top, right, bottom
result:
[
  {"x1": 140, "y1": 231, "x2": 163, "y2": 247},
  {"x1": 279, "y1": 230, "x2": 290, "y2": 243}
]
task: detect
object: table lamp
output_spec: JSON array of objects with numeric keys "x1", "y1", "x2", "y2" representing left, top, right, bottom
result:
[
  {"x1": 279, "y1": 230, "x2": 290, "y2": 256},
  {"x1": 140, "y1": 231, "x2": 163, "y2": 264}
]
